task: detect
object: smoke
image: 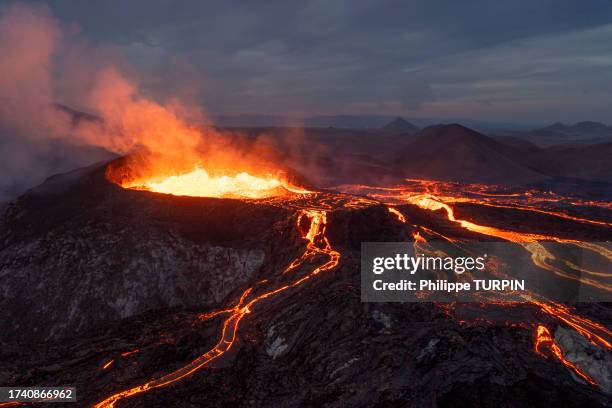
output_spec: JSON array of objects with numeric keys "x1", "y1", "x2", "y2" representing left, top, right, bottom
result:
[
  {"x1": 0, "y1": 3, "x2": 109, "y2": 200},
  {"x1": 0, "y1": 3, "x2": 84, "y2": 201},
  {"x1": 83, "y1": 67, "x2": 204, "y2": 157},
  {"x1": 0, "y1": 2, "x2": 59, "y2": 128},
  {"x1": 0, "y1": 2, "x2": 216, "y2": 200},
  {"x1": 0, "y1": 2, "x2": 347, "y2": 202}
]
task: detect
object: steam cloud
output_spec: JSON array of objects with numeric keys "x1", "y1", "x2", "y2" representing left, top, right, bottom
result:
[
  {"x1": 0, "y1": 2, "x2": 341, "y2": 203},
  {"x1": 0, "y1": 2, "x2": 231, "y2": 201}
]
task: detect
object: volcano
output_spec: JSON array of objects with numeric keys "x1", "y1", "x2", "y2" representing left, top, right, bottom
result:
[
  {"x1": 1, "y1": 3, "x2": 611, "y2": 406},
  {"x1": 0, "y1": 157, "x2": 611, "y2": 407}
]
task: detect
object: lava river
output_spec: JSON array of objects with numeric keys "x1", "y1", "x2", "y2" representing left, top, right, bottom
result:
[
  {"x1": 355, "y1": 183, "x2": 611, "y2": 387},
  {"x1": 88, "y1": 179, "x2": 610, "y2": 406}
]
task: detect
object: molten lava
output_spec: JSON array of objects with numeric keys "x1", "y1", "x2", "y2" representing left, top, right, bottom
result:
[
  {"x1": 122, "y1": 166, "x2": 291, "y2": 199},
  {"x1": 107, "y1": 154, "x2": 313, "y2": 200},
  {"x1": 86, "y1": 177, "x2": 609, "y2": 407},
  {"x1": 370, "y1": 188, "x2": 610, "y2": 390}
]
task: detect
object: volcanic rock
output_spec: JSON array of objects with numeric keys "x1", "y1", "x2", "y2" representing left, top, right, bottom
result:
[
  {"x1": 555, "y1": 326, "x2": 612, "y2": 394},
  {"x1": 0, "y1": 161, "x2": 300, "y2": 344}
]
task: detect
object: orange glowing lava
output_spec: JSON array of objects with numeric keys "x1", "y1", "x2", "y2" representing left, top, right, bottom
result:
[
  {"x1": 388, "y1": 207, "x2": 406, "y2": 223},
  {"x1": 120, "y1": 349, "x2": 140, "y2": 358},
  {"x1": 120, "y1": 166, "x2": 307, "y2": 199},
  {"x1": 378, "y1": 189, "x2": 610, "y2": 390}
]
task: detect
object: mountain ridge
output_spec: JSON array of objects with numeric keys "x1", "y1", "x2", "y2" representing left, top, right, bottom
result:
[
  {"x1": 382, "y1": 117, "x2": 420, "y2": 134},
  {"x1": 393, "y1": 123, "x2": 612, "y2": 185}
]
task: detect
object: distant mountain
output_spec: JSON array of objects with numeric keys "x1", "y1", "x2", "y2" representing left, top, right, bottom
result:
[
  {"x1": 54, "y1": 103, "x2": 101, "y2": 125},
  {"x1": 541, "y1": 142, "x2": 612, "y2": 183},
  {"x1": 518, "y1": 121, "x2": 612, "y2": 146},
  {"x1": 382, "y1": 117, "x2": 419, "y2": 134},
  {"x1": 215, "y1": 114, "x2": 405, "y2": 128},
  {"x1": 393, "y1": 124, "x2": 550, "y2": 184},
  {"x1": 214, "y1": 123, "x2": 612, "y2": 187},
  {"x1": 494, "y1": 135, "x2": 540, "y2": 150},
  {"x1": 214, "y1": 114, "x2": 289, "y2": 127},
  {"x1": 304, "y1": 115, "x2": 401, "y2": 128},
  {"x1": 393, "y1": 123, "x2": 612, "y2": 185},
  {"x1": 541, "y1": 121, "x2": 612, "y2": 136},
  {"x1": 216, "y1": 114, "x2": 531, "y2": 131}
]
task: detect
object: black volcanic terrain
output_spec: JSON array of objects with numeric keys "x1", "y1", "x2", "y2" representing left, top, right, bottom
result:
[
  {"x1": 0, "y1": 156, "x2": 611, "y2": 407},
  {"x1": 0, "y1": 164, "x2": 298, "y2": 344}
]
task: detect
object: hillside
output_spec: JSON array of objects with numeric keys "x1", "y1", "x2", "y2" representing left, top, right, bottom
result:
[{"x1": 394, "y1": 124, "x2": 550, "y2": 184}]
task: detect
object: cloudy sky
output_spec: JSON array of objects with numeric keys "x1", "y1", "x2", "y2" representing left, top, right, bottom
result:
[{"x1": 6, "y1": 0, "x2": 612, "y2": 124}]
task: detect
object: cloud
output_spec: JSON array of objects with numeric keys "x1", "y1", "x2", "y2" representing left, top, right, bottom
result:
[
  {"x1": 14, "y1": 0, "x2": 607, "y2": 121},
  {"x1": 407, "y1": 23, "x2": 612, "y2": 122}
]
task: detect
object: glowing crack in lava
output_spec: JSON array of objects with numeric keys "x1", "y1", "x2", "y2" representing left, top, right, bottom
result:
[{"x1": 121, "y1": 166, "x2": 304, "y2": 199}]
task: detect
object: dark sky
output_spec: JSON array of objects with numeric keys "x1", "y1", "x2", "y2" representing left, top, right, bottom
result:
[{"x1": 7, "y1": 0, "x2": 612, "y2": 124}]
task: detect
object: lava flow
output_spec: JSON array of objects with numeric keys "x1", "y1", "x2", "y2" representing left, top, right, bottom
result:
[
  {"x1": 84, "y1": 164, "x2": 611, "y2": 405},
  {"x1": 344, "y1": 183, "x2": 611, "y2": 387},
  {"x1": 93, "y1": 209, "x2": 339, "y2": 408}
]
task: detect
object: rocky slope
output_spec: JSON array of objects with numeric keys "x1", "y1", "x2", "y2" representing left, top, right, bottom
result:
[{"x1": 0, "y1": 162, "x2": 300, "y2": 344}]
